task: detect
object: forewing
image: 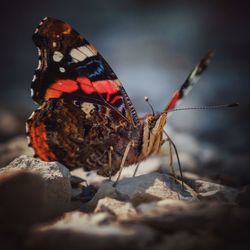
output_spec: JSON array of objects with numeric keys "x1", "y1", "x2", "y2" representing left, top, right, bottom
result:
[{"x1": 31, "y1": 17, "x2": 139, "y2": 126}]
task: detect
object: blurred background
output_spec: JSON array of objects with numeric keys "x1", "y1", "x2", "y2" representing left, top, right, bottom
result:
[{"x1": 0, "y1": 0, "x2": 249, "y2": 186}]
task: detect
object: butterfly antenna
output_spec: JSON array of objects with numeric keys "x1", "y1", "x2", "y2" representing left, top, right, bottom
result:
[
  {"x1": 144, "y1": 96, "x2": 155, "y2": 116},
  {"x1": 169, "y1": 102, "x2": 239, "y2": 112}
]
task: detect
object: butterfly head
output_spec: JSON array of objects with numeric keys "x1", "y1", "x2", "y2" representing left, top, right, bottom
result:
[{"x1": 32, "y1": 17, "x2": 82, "y2": 53}]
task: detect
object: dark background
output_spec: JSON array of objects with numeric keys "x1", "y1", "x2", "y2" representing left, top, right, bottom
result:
[{"x1": 0, "y1": 0, "x2": 249, "y2": 185}]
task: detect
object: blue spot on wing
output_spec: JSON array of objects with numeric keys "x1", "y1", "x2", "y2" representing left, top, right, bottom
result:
[{"x1": 75, "y1": 59, "x2": 105, "y2": 79}]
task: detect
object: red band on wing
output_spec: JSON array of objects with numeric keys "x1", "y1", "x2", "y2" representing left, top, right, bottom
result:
[
  {"x1": 77, "y1": 77, "x2": 95, "y2": 94},
  {"x1": 166, "y1": 90, "x2": 181, "y2": 111},
  {"x1": 44, "y1": 77, "x2": 122, "y2": 105},
  {"x1": 78, "y1": 77, "x2": 120, "y2": 102},
  {"x1": 111, "y1": 95, "x2": 122, "y2": 104},
  {"x1": 45, "y1": 79, "x2": 79, "y2": 100}
]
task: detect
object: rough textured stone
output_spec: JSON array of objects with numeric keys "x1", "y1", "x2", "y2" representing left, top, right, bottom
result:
[
  {"x1": 94, "y1": 197, "x2": 138, "y2": 221},
  {"x1": 185, "y1": 178, "x2": 239, "y2": 202},
  {"x1": 115, "y1": 173, "x2": 198, "y2": 206},
  {"x1": 0, "y1": 155, "x2": 71, "y2": 216},
  {"x1": 83, "y1": 173, "x2": 197, "y2": 211}
]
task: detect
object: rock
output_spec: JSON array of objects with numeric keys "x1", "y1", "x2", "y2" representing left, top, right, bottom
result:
[
  {"x1": 137, "y1": 199, "x2": 191, "y2": 216},
  {"x1": 235, "y1": 185, "x2": 250, "y2": 208},
  {"x1": 137, "y1": 200, "x2": 247, "y2": 232},
  {"x1": 152, "y1": 232, "x2": 221, "y2": 250},
  {"x1": 94, "y1": 197, "x2": 138, "y2": 221},
  {"x1": 139, "y1": 201, "x2": 250, "y2": 250},
  {"x1": 0, "y1": 136, "x2": 33, "y2": 167},
  {"x1": 70, "y1": 168, "x2": 106, "y2": 187},
  {"x1": 0, "y1": 155, "x2": 71, "y2": 217},
  {"x1": 84, "y1": 173, "x2": 197, "y2": 211},
  {"x1": 70, "y1": 157, "x2": 162, "y2": 188},
  {"x1": 0, "y1": 170, "x2": 47, "y2": 228},
  {"x1": 26, "y1": 211, "x2": 156, "y2": 250},
  {"x1": 185, "y1": 178, "x2": 239, "y2": 202},
  {"x1": 115, "y1": 173, "x2": 198, "y2": 206}
]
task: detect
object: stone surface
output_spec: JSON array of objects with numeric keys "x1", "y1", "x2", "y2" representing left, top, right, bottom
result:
[
  {"x1": 1, "y1": 154, "x2": 249, "y2": 250},
  {"x1": 0, "y1": 155, "x2": 71, "y2": 216},
  {"x1": 94, "y1": 197, "x2": 138, "y2": 221},
  {"x1": 70, "y1": 156, "x2": 162, "y2": 188},
  {"x1": 0, "y1": 136, "x2": 33, "y2": 167},
  {"x1": 0, "y1": 169, "x2": 47, "y2": 228},
  {"x1": 185, "y1": 178, "x2": 239, "y2": 202},
  {"x1": 83, "y1": 172, "x2": 197, "y2": 211},
  {"x1": 116, "y1": 173, "x2": 198, "y2": 206},
  {"x1": 139, "y1": 201, "x2": 250, "y2": 250},
  {"x1": 26, "y1": 211, "x2": 156, "y2": 250}
]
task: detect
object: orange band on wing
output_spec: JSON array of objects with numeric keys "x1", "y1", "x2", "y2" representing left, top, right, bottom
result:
[{"x1": 28, "y1": 122, "x2": 57, "y2": 161}]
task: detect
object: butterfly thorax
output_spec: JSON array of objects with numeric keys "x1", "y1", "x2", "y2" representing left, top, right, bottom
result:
[{"x1": 138, "y1": 112, "x2": 167, "y2": 161}]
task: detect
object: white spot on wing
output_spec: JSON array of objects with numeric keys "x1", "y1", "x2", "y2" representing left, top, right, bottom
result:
[
  {"x1": 32, "y1": 75, "x2": 36, "y2": 82},
  {"x1": 53, "y1": 51, "x2": 64, "y2": 62},
  {"x1": 30, "y1": 89, "x2": 34, "y2": 97},
  {"x1": 81, "y1": 103, "x2": 94, "y2": 118},
  {"x1": 25, "y1": 122, "x2": 29, "y2": 133},
  {"x1": 26, "y1": 135, "x2": 31, "y2": 144},
  {"x1": 37, "y1": 48, "x2": 41, "y2": 56},
  {"x1": 78, "y1": 45, "x2": 97, "y2": 57},
  {"x1": 59, "y1": 67, "x2": 65, "y2": 73},
  {"x1": 52, "y1": 42, "x2": 57, "y2": 48},
  {"x1": 37, "y1": 60, "x2": 41, "y2": 69},
  {"x1": 70, "y1": 48, "x2": 87, "y2": 62}
]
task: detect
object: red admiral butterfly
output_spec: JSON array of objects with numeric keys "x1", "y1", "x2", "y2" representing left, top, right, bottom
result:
[{"x1": 26, "y1": 17, "x2": 212, "y2": 179}]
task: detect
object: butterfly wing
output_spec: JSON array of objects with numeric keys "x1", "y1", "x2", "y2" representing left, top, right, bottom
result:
[
  {"x1": 31, "y1": 17, "x2": 139, "y2": 126},
  {"x1": 165, "y1": 50, "x2": 213, "y2": 112}
]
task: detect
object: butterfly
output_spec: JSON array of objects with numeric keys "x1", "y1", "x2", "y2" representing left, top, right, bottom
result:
[{"x1": 26, "y1": 17, "x2": 212, "y2": 179}]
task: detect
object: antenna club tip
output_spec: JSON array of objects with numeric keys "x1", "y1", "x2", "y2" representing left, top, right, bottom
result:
[{"x1": 144, "y1": 96, "x2": 149, "y2": 102}]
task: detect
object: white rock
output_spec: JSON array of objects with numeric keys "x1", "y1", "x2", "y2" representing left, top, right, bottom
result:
[
  {"x1": 115, "y1": 172, "x2": 198, "y2": 205},
  {"x1": 94, "y1": 197, "x2": 138, "y2": 221},
  {"x1": 186, "y1": 179, "x2": 239, "y2": 202},
  {"x1": 84, "y1": 172, "x2": 197, "y2": 211}
]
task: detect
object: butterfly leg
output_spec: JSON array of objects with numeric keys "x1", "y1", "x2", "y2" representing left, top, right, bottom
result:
[
  {"x1": 163, "y1": 130, "x2": 184, "y2": 190},
  {"x1": 132, "y1": 162, "x2": 141, "y2": 177},
  {"x1": 108, "y1": 146, "x2": 114, "y2": 181},
  {"x1": 113, "y1": 141, "x2": 132, "y2": 187},
  {"x1": 159, "y1": 138, "x2": 176, "y2": 179}
]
